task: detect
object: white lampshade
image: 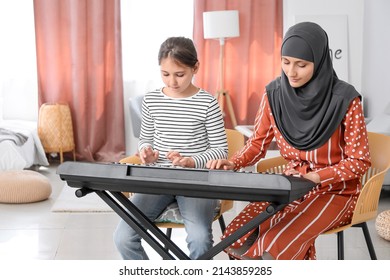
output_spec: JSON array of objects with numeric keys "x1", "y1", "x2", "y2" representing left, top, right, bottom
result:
[{"x1": 203, "y1": 10, "x2": 240, "y2": 39}]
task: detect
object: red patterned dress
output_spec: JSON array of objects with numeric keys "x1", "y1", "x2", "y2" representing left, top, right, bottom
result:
[{"x1": 223, "y1": 93, "x2": 371, "y2": 260}]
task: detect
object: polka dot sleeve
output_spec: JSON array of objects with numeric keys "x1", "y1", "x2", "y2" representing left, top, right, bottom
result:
[{"x1": 316, "y1": 98, "x2": 371, "y2": 186}]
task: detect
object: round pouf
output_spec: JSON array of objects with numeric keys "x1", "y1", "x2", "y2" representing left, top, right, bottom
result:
[
  {"x1": 0, "y1": 170, "x2": 52, "y2": 203},
  {"x1": 375, "y1": 210, "x2": 390, "y2": 241}
]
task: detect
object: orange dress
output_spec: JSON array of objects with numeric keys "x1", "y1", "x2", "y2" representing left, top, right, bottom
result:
[{"x1": 224, "y1": 93, "x2": 371, "y2": 260}]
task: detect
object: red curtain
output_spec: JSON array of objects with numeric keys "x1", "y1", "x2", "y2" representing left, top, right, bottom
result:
[
  {"x1": 193, "y1": 0, "x2": 283, "y2": 128},
  {"x1": 34, "y1": 0, "x2": 125, "y2": 162}
]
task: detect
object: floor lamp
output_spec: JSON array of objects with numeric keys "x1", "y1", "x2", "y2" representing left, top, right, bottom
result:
[{"x1": 203, "y1": 10, "x2": 239, "y2": 128}]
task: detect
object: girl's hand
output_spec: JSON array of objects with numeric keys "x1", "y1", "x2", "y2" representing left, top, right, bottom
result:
[
  {"x1": 139, "y1": 146, "x2": 159, "y2": 164},
  {"x1": 206, "y1": 159, "x2": 235, "y2": 170},
  {"x1": 166, "y1": 151, "x2": 195, "y2": 168}
]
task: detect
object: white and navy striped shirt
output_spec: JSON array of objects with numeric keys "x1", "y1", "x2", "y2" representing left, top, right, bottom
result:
[{"x1": 138, "y1": 88, "x2": 228, "y2": 168}]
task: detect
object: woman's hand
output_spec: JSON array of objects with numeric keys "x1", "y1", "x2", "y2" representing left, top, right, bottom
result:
[
  {"x1": 139, "y1": 146, "x2": 159, "y2": 164},
  {"x1": 302, "y1": 172, "x2": 321, "y2": 184},
  {"x1": 166, "y1": 151, "x2": 195, "y2": 168},
  {"x1": 285, "y1": 168, "x2": 320, "y2": 184},
  {"x1": 285, "y1": 169, "x2": 300, "y2": 176},
  {"x1": 206, "y1": 159, "x2": 235, "y2": 170}
]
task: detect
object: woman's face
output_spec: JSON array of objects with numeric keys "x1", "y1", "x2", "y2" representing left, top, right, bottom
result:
[
  {"x1": 160, "y1": 57, "x2": 198, "y2": 97},
  {"x1": 281, "y1": 56, "x2": 314, "y2": 88}
]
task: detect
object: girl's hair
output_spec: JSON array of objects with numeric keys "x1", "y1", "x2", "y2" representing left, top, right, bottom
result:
[{"x1": 158, "y1": 37, "x2": 198, "y2": 68}]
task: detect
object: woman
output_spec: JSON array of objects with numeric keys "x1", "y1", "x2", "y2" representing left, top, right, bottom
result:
[
  {"x1": 114, "y1": 37, "x2": 228, "y2": 260},
  {"x1": 206, "y1": 22, "x2": 371, "y2": 260}
]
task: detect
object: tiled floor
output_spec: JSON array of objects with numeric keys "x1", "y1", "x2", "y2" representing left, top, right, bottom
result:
[{"x1": 0, "y1": 163, "x2": 389, "y2": 261}]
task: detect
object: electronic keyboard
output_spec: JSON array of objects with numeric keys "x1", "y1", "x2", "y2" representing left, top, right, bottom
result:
[
  {"x1": 57, "y1": 161, "x2": 316, "y2": 260},
  {"x1": 57, "y1": 161, "x2": 316, "y2": 203}
]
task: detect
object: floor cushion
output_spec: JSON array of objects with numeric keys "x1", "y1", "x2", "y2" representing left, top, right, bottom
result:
[{"x1": 0, "y1": 170, "x2": 52, "y2": 203}]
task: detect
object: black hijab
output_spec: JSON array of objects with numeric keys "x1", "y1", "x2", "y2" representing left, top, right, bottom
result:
[{"x1": 267, "y1": 22, "x2": 360, "y2": 150}]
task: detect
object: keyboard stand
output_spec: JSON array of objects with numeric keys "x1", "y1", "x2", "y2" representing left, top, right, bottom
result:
[
  {"x1": 59, "y1": 162, "x2": 315, "y2": 260},
  {"x1": 78, "y1": 187, "x2": 285, "y2": 260}
]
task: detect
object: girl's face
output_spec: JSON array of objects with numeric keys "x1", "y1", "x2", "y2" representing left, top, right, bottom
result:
[
  {"x1": 281, "y1": 56, "x2": 314, "y2": 88},
  {"x1": 160, "y1": 57, "x2": 199, "y2": 97}
]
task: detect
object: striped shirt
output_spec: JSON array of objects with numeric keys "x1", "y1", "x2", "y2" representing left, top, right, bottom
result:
[{"x1": 138, "y1": 88, "x2": 228, "y2": 168}]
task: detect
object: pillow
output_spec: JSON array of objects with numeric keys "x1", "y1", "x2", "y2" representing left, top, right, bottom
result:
[
  {"x1": 154, "y1": 202, "x2": 184, "y2": 224},
  {"x1": 154, "y1": 201, "x2": 221, "y2": 224}
]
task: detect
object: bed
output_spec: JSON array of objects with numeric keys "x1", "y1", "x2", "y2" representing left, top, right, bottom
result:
[{"x1": 0, "y1": 119, "x2": 49, "y2": 171}]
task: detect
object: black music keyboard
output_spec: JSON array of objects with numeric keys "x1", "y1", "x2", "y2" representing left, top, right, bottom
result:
[{"x1": 57, "y1": 161, "x2": 315, "y2": 204}]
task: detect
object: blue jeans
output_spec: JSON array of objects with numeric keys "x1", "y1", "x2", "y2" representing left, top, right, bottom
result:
[{"x1": 113, "y1": 193, "x2": 217, "y2": 260}]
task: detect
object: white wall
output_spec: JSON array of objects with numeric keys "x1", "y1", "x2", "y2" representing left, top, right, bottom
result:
[
  {"x1": 120, "y1": 0, "x2": 194, "y2": 155},
  {"x1": 283, "y1": 0, "x2": 390, "y2": 119},
  {"x1": 283, "y1": 0, "x2": 364, "y2": 92},
  {"x1": 0, "y1": 0, "x2": 38, "y2": 122},
  {"x1": 361, "y1": 0, "x2": 390, "y2": 117}
]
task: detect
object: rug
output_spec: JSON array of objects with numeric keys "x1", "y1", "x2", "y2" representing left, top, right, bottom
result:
[{"x1": 51, "y1": 183, "x2": 113, "y2": 212}]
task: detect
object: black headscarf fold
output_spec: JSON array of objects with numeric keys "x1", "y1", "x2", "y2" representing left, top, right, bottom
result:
[{"x1": 267, "y1": 22, "x2": 360, "y2": 150}]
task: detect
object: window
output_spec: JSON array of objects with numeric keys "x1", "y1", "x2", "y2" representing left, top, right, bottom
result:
[
  {"x1": 0, "y1": 0, "x2": 38, "y2": 121},
  {"x1": 120, "y1": 0, "x2": 194, "y2": 92},
  {"x1": 120, "y1": 0, "x2": 194, "y2": 154}
]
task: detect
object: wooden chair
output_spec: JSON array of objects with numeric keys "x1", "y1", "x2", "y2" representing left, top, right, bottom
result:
[
  {"x1": 256, "y1": 132, "x2": 390, "y2": 259},
  {"x1": 119, "y1": 128, "x2": 245, "y2": 239}
]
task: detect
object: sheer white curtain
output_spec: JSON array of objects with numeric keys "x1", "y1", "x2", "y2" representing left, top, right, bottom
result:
[
  {"x1": 120, "y1": 0, "x2": 194, "y2": 154},
  {"x1": 0, "y1": 0, "x2": 193, "y2": 154},
  {"x1": 0, "y1": 0, "x2": 38, "y2": 122}
]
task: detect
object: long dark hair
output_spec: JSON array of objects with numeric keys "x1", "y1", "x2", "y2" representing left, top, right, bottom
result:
[{"x1": 158, "y1": 37, "x2": 198, "y2": 68}]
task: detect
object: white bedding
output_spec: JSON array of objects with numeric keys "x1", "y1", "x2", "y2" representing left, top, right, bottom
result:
[{"x1": 0, "y1": 120, "x2": 49, "y2": 171}]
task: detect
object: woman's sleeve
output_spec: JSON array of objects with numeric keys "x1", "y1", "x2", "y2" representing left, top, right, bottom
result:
[
  {"x1": 231, "y1": 92, "x2": 275, "y2": 170},
  {"x1": 316, "y1": 97, "x2": 371, "y2": 186}
]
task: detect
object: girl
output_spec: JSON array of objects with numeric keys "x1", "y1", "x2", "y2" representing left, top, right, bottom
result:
[{"x1": 114, "y1": 37, "x2": 228, "y2": 260}]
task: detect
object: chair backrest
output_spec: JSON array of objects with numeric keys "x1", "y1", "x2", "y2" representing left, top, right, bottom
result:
[
  {"x1": 351, "y1": 132, "x2": 390, "y2": 224},
  {"x1": 128, "y1": 95, "x2": 144, "y2": 138},
  {"x1": 256, "y1": 156, "x2": 288, "y2": 174},
  {"x1": 225, "y1": 129, "x2": 245, "y2": 158},
  {"x1": 361, "y1": 132, "x2": 390, "y2": 184},
  {"x1": 220, "y1": 129, "x2": 245, "y2": 213}
]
